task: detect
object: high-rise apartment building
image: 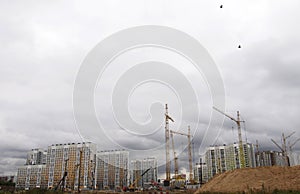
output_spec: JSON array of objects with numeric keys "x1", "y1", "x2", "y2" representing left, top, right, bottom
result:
[
  {"x1": 194, "y1": 158, "x2": 208, "y2": 185},
  {"x1": 47, "y1": 142, "x2": 97, "y2": 190},
  {"x1": 96, "y1": 150, "x2": 129, "y2": 190},
  {"x1": 16, "y1": 142, "x2": 97, "y2": 191},
  {"x1": 204, "y1": 143, "x2": 256, "y2": 180},
  {"x1": 16, "y1": 148, "x2": 47, "y2": 190}
]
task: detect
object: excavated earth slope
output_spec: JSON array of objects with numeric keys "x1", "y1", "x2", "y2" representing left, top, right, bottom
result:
[{"x1": 196, "y1": 165, "x2": 300, "y2": 193}]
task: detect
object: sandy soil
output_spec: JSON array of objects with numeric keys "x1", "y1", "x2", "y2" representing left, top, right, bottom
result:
[{"x1": 196, "y1": 165, "x2": 300, "y2": 193}]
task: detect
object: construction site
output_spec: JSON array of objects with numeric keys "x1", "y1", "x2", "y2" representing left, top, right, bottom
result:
[
  {"x1": 163, "y1": 104, "x2": 300, "y2": 193},
  {"x1": 12, "y1": 103, "x2": 300, "y2": 194}
]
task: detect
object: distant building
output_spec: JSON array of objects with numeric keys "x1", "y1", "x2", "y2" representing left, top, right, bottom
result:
[
  {"x1": 26, "y1": 148, "x2": 47, "y2": 165},
  {"x1": 142, "y1": 157, "x2": 158, "y2": 184},
  {"x1": 16, "y1": 165, "x2": 47, "y2": 190},
  {"x1": 204, "y1": 143, "x2": 256, "y2": 180},
  {"x1": 243, "y1": 143, "x2": 256, "y2": 168},
  {"x1": 96, "y1": 150, "x2": 129, "y2": 190},
  {"x1": 130, "y1": 157, "x2": 158, "y2": 187},
  {"x1": 131, "y1": 160, "x2": 142, "y2": 187},
  {"x1": 16, "y1": 148, "x2": 48, "y2": 190},
  {"x1": 255, "y1": 151, "x2": 286, "y2": 167},
  {"x1": 194, "y1": 158, "x2": 208, "y2": 185}
]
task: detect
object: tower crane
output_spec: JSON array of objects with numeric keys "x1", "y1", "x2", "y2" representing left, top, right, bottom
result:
[
  {"x1": 170, "y1": 126, "x2": 194, "y2": 184},
  {"x1": 271, "y1": 131, "x2": 295, "y2": 166},
  {"x1": 165, "y1": 104, "x2": 174, "y2": 185},
  {"x1": 170, "y1": 131, "x2": 179, "y2": 179},
  {"x1": 213, "y1": 107, "x2": 246, "y2": 168}
]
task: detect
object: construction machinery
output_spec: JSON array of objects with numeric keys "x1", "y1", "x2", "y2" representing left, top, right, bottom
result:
[
  {"x1": 55, "y1": 158, "x2": 69, "y2": 191},
  {"x1": 170, "y1": 126, "x2": 194, "y2": 184},
  {"x1": 128, "y1": 167, "x2": 152, "y2": 191},
  {"x1": 71, "y1": 146, "x2": 85, "y2": 192},
  {"x1": 271, "y1": 131, "x2": 296, "y2": 166},
  {"x1": 164, "y1": 104, "x2": 174, "y2": 186},
  {"x1": 213, "y1": 107, "x2": 246, "y2": 168}
]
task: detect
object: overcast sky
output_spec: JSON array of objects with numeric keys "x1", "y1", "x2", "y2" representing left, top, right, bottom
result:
[{"x1": 1, "y1": 1, "x2": 300, "y2": 177}]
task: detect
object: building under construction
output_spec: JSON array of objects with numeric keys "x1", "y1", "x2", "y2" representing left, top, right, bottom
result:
[
  {"x1": 130, "y1": 157, "x2": 158, "y2": 188},
  {"x1": 16, "y1": 142, "x2": 97, "y2": 191},
  {"x1": 203, "y1": 142, "x2": 256, "y2": 180},
  {"x1": 96, "y1": 150, "x2": 129, "y2": 190},
  {"x1": 16, "y1": 164, "x2": 47, "y2": 190},
  {"x1": 16, "y1": 148, "x2": 48, "y2": 190},
  {"x1": 17, "y1": 144, "x2": 130, "y2": 191},
  {"x1": 47, "y1": 142, "x2": 97, "y2": 190},
  {"x1": 194, "y1": 159, "x2": 209, "y2": 185},
  {"x1": 255, "y1": 150, "x2": 286, "y2": 167},
  {"x1": 26, "y1": 148, "x2": 47, "y2": 165}
]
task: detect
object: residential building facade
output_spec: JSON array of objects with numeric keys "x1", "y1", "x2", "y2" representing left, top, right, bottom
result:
[
  {"x1": 96, "y1": 150, "x2": 129, "y2": 190},
  {"x1": 47, "y1": 142, "x2": 97, "y2": 190},
  {"x1": 16, "y1": 142, "x2": 97, "y2": 191},
  {"x1": 195, "y1": 158, "x2": 208, "y2": 185},
  {"x1": 205, "y1": 143, "x2": 256, "y2": 180},
  {"x1": 16, "y1": 165, "x2": 47, "y2": 190}
]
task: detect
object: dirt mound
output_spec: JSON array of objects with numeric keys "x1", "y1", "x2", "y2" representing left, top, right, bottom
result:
[{"x1": 196, "y1": 165, "x2": 300, "y2": 193}]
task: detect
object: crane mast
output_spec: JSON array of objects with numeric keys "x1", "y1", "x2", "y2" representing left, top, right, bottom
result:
[
  {"x1": 170, "y1": 131, "x2": 178, "y2": 178},
  {"x1": 213, "y1": 107, "x2": 245, "y2": 168},
  {"x1": 271, "y1": 131, "x2": 295, "y2": 166},
  {"x1": 170, "y1": 126, "x2": 194, "y2": 183},
  {"x1": 165, "y1": 104, "x2": 174, "y2": 183},
  {"x1": 187, "y1": 126, "x2": 193, "y2": 183},
  {"x1": 236, "y1": 111, "x2": 245, "y2": 168}
]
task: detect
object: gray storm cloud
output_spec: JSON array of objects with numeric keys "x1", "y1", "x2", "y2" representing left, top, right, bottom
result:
[{"x1": 0, "y1": 0, "x2": 300, "y2": 177}]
